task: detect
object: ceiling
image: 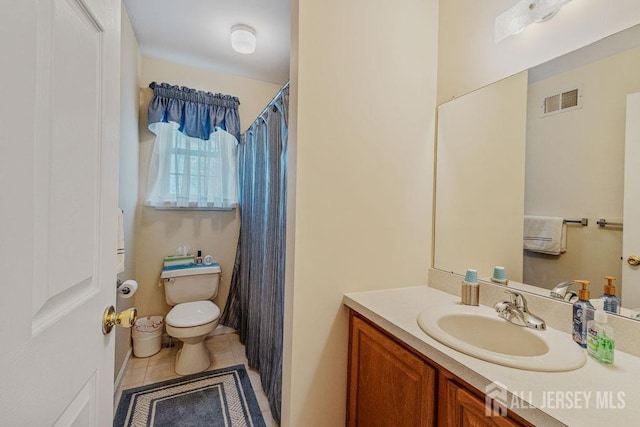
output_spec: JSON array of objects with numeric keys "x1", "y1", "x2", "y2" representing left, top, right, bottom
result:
[{"x1": 123, "y1": 0, "x2": 291, "y2": 85}]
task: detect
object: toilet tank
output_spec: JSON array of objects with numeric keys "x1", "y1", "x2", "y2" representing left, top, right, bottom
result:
[{"x1": 160, "y1": 265, "x2": 221, "y2": 306}]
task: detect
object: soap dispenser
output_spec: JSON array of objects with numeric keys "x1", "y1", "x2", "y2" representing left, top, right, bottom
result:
[
  {"x1": 587, "y1": 310, "x2": 615, "y2": 365},
  {"x1": 600, "y1": 276, "x2": 620, "y2": 314},
  {"x1": 572, "y1": 280, "x2": 595, "y2": 348}
]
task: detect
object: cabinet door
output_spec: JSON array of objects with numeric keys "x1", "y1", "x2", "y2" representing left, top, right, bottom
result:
[
  {"x1": 348, "y1": 314, "x2": 436, "y2": 427},
  {"x1": 442, "y1": 379, "x2": 527, "y2": 427}
]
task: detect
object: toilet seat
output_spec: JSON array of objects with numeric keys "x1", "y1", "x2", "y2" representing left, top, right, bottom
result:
[{"x1": 166, "y1": 301, "x2": 220, "y2": 327}]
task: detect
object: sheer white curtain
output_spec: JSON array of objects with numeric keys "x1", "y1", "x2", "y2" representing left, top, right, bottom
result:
[
  {"x1": 145, "y1": 122, "x2": 238, "y2": 209},
  {"x1": 144, "y1": 82, "x2": 241, "y2": 209}
]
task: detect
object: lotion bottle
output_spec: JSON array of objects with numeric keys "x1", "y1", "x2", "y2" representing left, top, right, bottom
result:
[
  {"x1": 600, "y1": 276, "x2": 620, "y2": 314},
  {"x1": 587, "y1": 310, "x2": 615, "y2": 365},
  {"x1": 572, "y1": 280, "x2": 594, "y2": 348}
]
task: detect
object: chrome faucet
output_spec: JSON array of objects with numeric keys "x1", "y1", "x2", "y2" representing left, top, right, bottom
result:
[
  {"x1": 550, "y1": 281, "x2": 579, "y2": 302},
  {"x1": 494, "y1": 290, "x2": 546, "y2": 330}
]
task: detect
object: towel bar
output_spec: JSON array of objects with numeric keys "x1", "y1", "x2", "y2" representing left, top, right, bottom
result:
[
  {"x1": 597, "y1": 218, "x2": 623, "y2": 228},
  {"x1": 563, "y1": 218, "x2": 588, "y2": 226}
]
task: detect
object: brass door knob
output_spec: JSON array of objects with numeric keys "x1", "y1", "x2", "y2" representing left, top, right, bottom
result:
[
  {"x1": 628, "y1": 255, "x2": 640, "y2": 266},
  {"x1": 102, "y1": 306, "x2": 137, "y2": 335}
]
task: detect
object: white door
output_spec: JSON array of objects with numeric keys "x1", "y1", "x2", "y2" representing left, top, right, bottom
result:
[
  {"x1": 0, "y1": 0, "x2": 121, "y2": 425},
  {"x1": 622, "y1": 92, "x2": 640, "y2": 309}
]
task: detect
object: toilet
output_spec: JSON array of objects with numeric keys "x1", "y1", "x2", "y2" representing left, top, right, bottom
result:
[{"x1": 160, "y1": 264, "x2": 222, "y2": 375}]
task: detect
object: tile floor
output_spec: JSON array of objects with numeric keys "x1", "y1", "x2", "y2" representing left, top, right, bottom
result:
[{"x1": 114, "y1": 332, "x2": 278, "y2": 426}]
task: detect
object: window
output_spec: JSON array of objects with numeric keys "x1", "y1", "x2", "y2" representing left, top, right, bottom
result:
[{"x1": 145, "y1": 122, "x2": 238, "y2": 209}]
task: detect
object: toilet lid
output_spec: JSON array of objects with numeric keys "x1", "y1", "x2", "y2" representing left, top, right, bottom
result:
[{"x1": 166, "y1": 301, "x2": 220, "y2": 327}]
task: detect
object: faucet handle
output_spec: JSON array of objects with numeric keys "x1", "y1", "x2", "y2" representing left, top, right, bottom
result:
[
  {"x1": 494, "y1": 300, "x2": 510, "y2": 313},
  {"x1": 505, "y1": 290, "x2": 527, "y2": 308}
]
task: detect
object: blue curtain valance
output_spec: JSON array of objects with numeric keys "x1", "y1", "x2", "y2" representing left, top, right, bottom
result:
[{"x1": 147, "y1": 82, "x2": 241, "y2": 141}]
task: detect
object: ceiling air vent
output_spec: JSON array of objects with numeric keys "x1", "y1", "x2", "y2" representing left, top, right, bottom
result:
[{"x1": 540, "y1": 86, "x2": 582, "y2": 117}]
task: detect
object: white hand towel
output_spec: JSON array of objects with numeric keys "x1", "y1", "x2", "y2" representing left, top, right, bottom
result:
[
  {"x1": 523, "y1": 215, "x2": 566, "y2": 255},
  {"x1": 117, "y1": 208, "x2": 125, "y2": 273}
]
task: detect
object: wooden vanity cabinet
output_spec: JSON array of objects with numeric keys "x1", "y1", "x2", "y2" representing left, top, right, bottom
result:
[
  {"x1": 347, "y1": 311, "x2": 533, "y2": 427},
  {"x1": 439, "y1": 373, "x2": 527, "y2": 427},
  {"x1": 348, "y1": 313, "x2": 437, "y2": 426}
]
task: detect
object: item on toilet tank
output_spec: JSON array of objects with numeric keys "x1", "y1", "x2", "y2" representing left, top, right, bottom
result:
[
  {"x1": 195, "y1": 250, "x2": 204, "y2": 265},
  {"x1": 175, "y1": 245, "x2": 191, "y2": 256},
  {"x1": 117, "y1": 279, "x2": 138, "y2": 298},
  {"x1": 572, "y1": 280, "x2": 595, "y2": 348},
  {"x1": 163, "y1": 255, "x2": 195, "y2": 268},
  {"x1": 203, "y1": 255, "x2": 214, "y2": 265},
  {"x1": 600, "y1": 276, "x2": 620, "y2": 314}
]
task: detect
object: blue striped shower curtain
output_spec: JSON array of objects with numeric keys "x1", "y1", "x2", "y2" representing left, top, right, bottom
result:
[{"x1": 221, "y1": 84, "x2": 288, "y2": 424}]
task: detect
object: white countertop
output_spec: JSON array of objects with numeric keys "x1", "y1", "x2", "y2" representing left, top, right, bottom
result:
[{"x1": 344, "y1": 285, "x2": 640, "y2": 427}]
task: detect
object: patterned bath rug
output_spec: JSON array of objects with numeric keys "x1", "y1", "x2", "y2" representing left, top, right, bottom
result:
[{"x1": 114, "y1": 364, "x2": 266, "y2": 427}]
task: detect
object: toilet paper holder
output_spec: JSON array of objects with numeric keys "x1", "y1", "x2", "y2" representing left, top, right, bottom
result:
[{"x1": 116, "y1": 278, "x2": 139, "y2": 298}]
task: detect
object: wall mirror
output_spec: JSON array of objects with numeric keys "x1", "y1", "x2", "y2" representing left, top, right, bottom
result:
[{"x1": 434, "y1": 24, "x2": 640, "y2": 320}]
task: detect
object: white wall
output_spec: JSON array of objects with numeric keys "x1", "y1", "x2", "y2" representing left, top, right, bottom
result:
[
  {"x1": 115, "y1": 4, "x2": 140, "y2": 380},
  {"x1": 135, "y1": 56, "x2": 281, "y2": 319},
  {"x1": 283, "y1": 0, "x2": 439, "y2": 425},
  {"x1": 438, "y1": 0, "x2": 640, "y2": 104},
  {"x1": 524, "y1": 46, "x2": 640, "y2": 290}
]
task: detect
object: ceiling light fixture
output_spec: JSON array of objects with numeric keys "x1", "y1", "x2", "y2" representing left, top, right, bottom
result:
[
  {"x1": 231, "y1": 24, "x2": 256, "y2": 54},
  {"x1": 494, "y1": 0, "x2": 571, "y2": 44}
]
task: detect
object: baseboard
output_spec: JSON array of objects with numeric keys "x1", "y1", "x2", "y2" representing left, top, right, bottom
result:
[{"x1": 114, "y1": 348, "x2": 132, "y2": 394}]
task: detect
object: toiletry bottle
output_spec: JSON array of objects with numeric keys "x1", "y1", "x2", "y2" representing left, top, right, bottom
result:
[
  {"x1": 600, "y1": 276, "x2": 620, "y2": 314},
  {"x1": 461, "y1": 269, "x2": 479, "y2": 306},
  {"x1": 195, "y1": 250, "x2": 203, "y2": 265},
  {"x1": 572, "y1": 280, "x2": 594, "y2": 348},
  {"x1": 587, "y1": 310, "x2": 615, "y2": 365}
]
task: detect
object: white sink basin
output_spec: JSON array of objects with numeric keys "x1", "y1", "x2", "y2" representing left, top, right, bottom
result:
[{"x1": 417, "y1": 304, "x2": 586, "y2": 371}]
